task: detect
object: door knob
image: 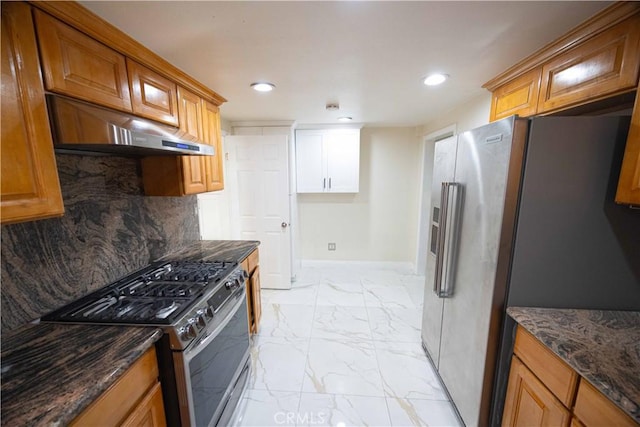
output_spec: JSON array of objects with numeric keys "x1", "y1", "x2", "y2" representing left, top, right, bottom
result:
[{"x1": 281, "y1": 222, "x2": 289, "y2": 228}]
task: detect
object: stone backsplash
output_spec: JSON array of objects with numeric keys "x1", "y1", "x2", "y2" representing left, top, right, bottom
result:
[{"x1": 1, "y1": 154, "x2": 199, "y2": 332}]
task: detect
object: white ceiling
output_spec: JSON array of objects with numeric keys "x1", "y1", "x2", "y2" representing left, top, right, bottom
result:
[{"x1": 80, "y1": 1, "x2": 610, "y2": 127}]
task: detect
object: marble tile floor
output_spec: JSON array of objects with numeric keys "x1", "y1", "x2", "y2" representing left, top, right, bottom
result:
[{"x1": 233, "y1": 263, "x2": 463, "y2": 427}]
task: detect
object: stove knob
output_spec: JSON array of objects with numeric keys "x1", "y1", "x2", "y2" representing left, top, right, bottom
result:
[
  {"x1": 179, "y1": 324, "x2": 197, "y2": 341},
  {"x1": 195, "y1": 310, "x2": 207, "y2": 328},
  {"x1": 204, "y1": 306, "x2": 214, "y2": 319},
  {"x1": 225, "y1": 280, "x2": 234, "y2": 289}
]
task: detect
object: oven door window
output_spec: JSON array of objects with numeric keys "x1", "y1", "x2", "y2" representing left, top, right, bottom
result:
[{"x1": 188, "y1": 297, "x2": 249, "y2": 427}]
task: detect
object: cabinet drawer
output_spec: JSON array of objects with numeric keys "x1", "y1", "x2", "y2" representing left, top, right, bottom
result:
[
  {"x1": 538, "y1": 16, "x2": 640, "y2": 113},
  {"x1": 502, "y1": 356, "x2": 571, "y2": 427},
  {"x1": 490, "y1": 68, "x2": 542, "y2": 121},
  {"x1": 70, "y1": 347, "x2": 160, "y2": 426},
  {"x1": 513, "y1": 326, "x2": 578, "y2": 407},
  {"x1": 247, "y1": 249, "x2": 259, "y2": 274},
  {"x1": 34, "y1": 10, "x2": 132, "y2": 113},
  {"x1": 574, "y1": 379, "x2": 637, "y2": 427}
]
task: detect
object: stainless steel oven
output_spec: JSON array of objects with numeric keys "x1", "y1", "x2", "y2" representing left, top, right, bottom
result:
[
  {"x1": 41, "y1": 260, "x2": 252, "y2": 427},
  {"x1": 172, "y1": 286, "x2": 251, "y2": 427}
]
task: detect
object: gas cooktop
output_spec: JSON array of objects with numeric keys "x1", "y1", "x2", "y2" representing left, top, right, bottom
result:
[{"x1": 41, "y1": 261, "x2": 238, "y2": 325}]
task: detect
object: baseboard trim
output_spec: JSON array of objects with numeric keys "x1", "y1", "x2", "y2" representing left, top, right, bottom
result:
[{"x1": 300, "y1": 259, "x2": 415, "y2": 272}]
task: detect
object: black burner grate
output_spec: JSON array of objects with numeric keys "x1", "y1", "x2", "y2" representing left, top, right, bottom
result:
[{"x1": 42, "y1": 260, "x2": 237, "y2": 325}]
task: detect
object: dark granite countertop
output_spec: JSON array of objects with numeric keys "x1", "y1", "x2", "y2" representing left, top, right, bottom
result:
[
  {"x1": 0, "y1": 239, "x2": 258, "y2": 426},
  {"x1": 507, "y1": 307, "x2": 640, "y2": 422},
  {"x1": 157, "y1": 239, "x2": 260, "y2": 264},
  {"x1": 1, "y1": 323, "x2": 162, "y2": 426}
]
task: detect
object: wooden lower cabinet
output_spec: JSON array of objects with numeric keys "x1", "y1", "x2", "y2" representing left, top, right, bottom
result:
[
  {"x1": 574, "y1": 380, "x2": 638, "y2": 427},
  {"x1": 502, "y1": 356, "x2": 571, "y2": 427},
  {"x1": 503, "y1": 326, "x2": 639, "y2": 427},
  {"x1": 70, "y1": 347, "x2": 166, "y2": 427},
  {"x1": 1, "y1": 2, "x2": 64, "y2": 225},
  {"x1": 250, "y1": 266, "x2": 262, "y2": 333},
  {"x1": 241, "y1": 249, "x2": 262, "y2": 335}
]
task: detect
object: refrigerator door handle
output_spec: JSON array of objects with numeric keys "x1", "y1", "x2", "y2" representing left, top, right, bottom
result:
[
  {"x1": 433, "y1": 182, "x2": 449, "y2": 296},
  {"x1": 438, "y1": 182, "x2": 463, "y2": 298}
]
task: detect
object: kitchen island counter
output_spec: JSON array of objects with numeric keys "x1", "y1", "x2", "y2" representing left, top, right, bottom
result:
[
  {"x1": 507, "y1": 306, "x2": 640, "y2": 422},
  {"x1": 0, "y1": 323, "x2": 162, "y2": 426},
  {"x1": 158, "y1": 239, "x2": 260, "y2": 264}
]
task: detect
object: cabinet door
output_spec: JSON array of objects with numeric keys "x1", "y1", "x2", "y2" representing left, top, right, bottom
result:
[
  {"x1": 71, "y1": 348, "x2": 160, "y2": 426},
  {"x1": 502, "y1": 356, "x2": 571, "y2": 427},
  {"x1": 538, "y1": 16, "x2": 640, "y2": 113},
  {"x1": 177, "y1": 87, "x2": 207, "y2": 194},
  {"x1": 121, "y1": 382, "x2": 167, "y2": 427},
  {"x1": 251, "y1": 266, "x2": 261, "y2": 334},
  {"x1": 34, "y1": 10, "x2": 132, "y2": 112},
  {"x1": 1, "y1": 2, "x2": 64, "y2": 225},
  {"x1": 326, "y1": 131, "x2": 360, "y2": 193},
  {"x1": 490, "y1": 68, "x2": 542, "y2": 121},
  {"x1": 177, "y1": 86, "x2": 203, "y2": 141},
  {"x1": 295, "y1": 131, "x2": 325, "y2": 192},
  {"x1": 202, "y1": 100, "x2": 224, "y2": 191},
  {"x1": 128, "y1": 59, "x2": 179, "y2": 127},
  {"x1": 181, "y1": 156, "x2": 208, "y2": 194},
  {"x1": 615, "y1": 83, "x2": 640, "y2": 205}
]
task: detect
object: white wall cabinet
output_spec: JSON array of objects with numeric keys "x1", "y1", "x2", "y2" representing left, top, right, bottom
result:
[{"x1": 295, "y1": 129, "x2": 360, "y2": 193}]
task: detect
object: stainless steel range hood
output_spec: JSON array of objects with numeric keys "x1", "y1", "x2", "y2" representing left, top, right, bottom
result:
[{"x1": 47, "y1": 95, "x2": 214, "y2": 156}]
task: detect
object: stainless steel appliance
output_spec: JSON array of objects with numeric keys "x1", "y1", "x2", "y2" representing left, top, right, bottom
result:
[
  {"x1": 42, "y1": 260, "x2": 251, "y2": 427},
  {"x1": 421, "y1": 116, "x2": 640, "y2": 426},
  {"x1": 47, "y1": 95, "x2": 215, "y2": 156}
]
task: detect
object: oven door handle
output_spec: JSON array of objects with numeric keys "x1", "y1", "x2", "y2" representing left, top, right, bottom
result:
[{"x1": 183, "y1": 288, "x2": 246, "y2": 362}]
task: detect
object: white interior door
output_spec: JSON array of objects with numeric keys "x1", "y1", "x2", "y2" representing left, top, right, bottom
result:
[{"x1": 227, "y1": 135, "x2": 292, "y2": 289}]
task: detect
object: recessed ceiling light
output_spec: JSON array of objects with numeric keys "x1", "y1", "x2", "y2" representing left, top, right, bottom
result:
[
  {"x1": 251, "y1": 82, "x2": 275, "y2": 92},
  {"x1": 423, "y1": 73, "x2": 449, "y2": 86},
  {"x1": 338, "y1": 117, "x2": 352, "y2": 122}
]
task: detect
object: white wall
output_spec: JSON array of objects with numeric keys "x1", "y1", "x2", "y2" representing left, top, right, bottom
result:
[
  {"x1": 298, "y1": 127, "x2": 421, "y2": 262},
  {"x1": 420, "y1": 92, "x2": 491, "y2": 136},
  {"x1": 198, "y1": 132, "x2": 233, "y2": 240}
]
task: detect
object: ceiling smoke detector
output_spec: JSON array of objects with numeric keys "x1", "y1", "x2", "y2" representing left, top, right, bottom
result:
[{"x1": 326, "y1": 103, "x2": 340, "y2": 111}]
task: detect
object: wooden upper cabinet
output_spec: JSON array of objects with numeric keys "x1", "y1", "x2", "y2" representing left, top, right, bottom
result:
[
  {"x1": 615, "y1": 80, "x2": 640, "y2": 205},
  {"x1": 177, "y1": 86, "x2": 204, "y2": 141},
  {"x1": 181, "y1": 156, "x2": 208, "y2": 195},
  {"x1": 177, "y1": 86, "x2": 207, "y2": 194},
  {"x1": 502, "y1": 356, "x2": 571, "y2": 427},
  {"x1": 202, "y1": 100, "x2": 224, "y2": 191},
  {"x1": 490, "y1": 68, "x2": 542, "y2": 121},
  {"x1": 34, "y1": 10, "x2": 133, "y2": 113},
  {"x1": 538, "y1": 15, "x2": 640, "y2": 113},
  {"x1": 1, "y1": 2, "x2": 64, "y2": 225},
  {"x1": 127, "y1": 59, "x2": 179, "y2": 127}
]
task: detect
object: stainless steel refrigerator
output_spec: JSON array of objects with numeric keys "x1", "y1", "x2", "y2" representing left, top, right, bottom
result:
[{"x1": 421, "y1": 115, "x2": 640, "y2": 427}]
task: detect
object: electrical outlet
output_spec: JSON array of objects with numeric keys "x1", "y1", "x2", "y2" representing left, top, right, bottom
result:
[{"x1": 328, "y1": 243, "x2": 336, "y2": 251}]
